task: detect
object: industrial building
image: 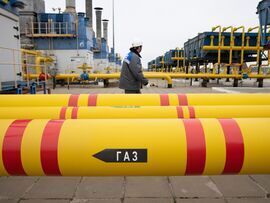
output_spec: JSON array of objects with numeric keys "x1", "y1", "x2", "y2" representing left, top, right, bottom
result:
[
  {"x1": 0, "y1": 0, "x2": 24, "y2": 92},
  {"x1": 1, "y1": 0, "x2": 270, "y2": 93},
  {"x1": 0, "y1": 1, "x2": 270, "y2": 202},
  {"x1": 19, "y1": 0, "x2": 121, "y2": 74}
]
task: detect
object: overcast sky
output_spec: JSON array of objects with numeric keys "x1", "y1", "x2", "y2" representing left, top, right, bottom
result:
[{"x1": 45, "y1": 0, "x2": 260, "y2": 67}]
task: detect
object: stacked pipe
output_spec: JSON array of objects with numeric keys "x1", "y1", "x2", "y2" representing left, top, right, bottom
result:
[
  {"x1": 102, "y1": 19, "x2": 109, "y2": 43},
  {"x1": 0, "y1": 94, "x2": 270, "y2": 176},
  {"x1": 65, "y1": 0, "x2": 76, "y2": 13}
]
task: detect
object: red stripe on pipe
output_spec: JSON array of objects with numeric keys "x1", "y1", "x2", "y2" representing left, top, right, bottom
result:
[
  {"x1": 188, "y1": 107, "x2": 196, "y2": 119},
  {"x1": 68, "y1": 94, "x2": 80, "y2": 107},
  {"x1": 219, "y1": 119, "x2": 244, "y2": 174},
  {"x1": 176, "y1": 106, "x2": 184, "y2": 118},
  {"x1": 59, "y1": 107, "x2": 67, "y2": 119},
  {"x1": 88, "y1": 94, "x2": 97, "y2": 106},
  {"x1": 71, "y1": 107, "x2": 79, "y2": 119},
  {"x1": 178, "y1": 94, "x2": 188, "y2": 106},
  {"x1": 160, "y1": 94, "x2": 169, "y2": 106},
  {"x1": 183, "y1": 119, "x2": 206, "y2": 175},
  {"x1": 41, "y1": 120, "x2": 64, "y2": 176},
  {"x1": 2, "y1": 120, "x2": 32, "y2": 176}
]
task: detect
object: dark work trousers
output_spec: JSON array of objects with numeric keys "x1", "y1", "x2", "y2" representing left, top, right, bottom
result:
[{"x1": 125, "y1": 90, "x2": 141, "y2": 94}]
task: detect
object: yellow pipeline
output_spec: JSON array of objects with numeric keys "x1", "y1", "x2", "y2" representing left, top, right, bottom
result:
[
  {"x1": 35, "y1": 56, "x2": 54, "y2": 74},
  {"x1": 168, "y1": 73, "x2": 242, "y2": 79},
  {"x1": 0, "y1": 118, "x2": 270, "y2": 176},
  {"x1": 222, "y1": 26, "x2": 234, "y2": 65},
  {"x1": 25, "y1": 73, "x2": 244, "y2": 81},
  {"x1": 26, "y1": 73, "x2": 174, "y2": 87},
  {"x1": 21, "y1": 49, "x2": 40, "y2": 56},
  {"x1": 212, "y1": 25, "x2": 222, "y2": 65},
  {"x1": 247, "y1": 27, "x2": 261, "y2": 72},
  {"x1": 203, "y1": 46, "x2": 263, "y2": 51},
  {"x1": 0, "y1": 94, "x2": 270, "y2": 107},
  {"x1": 248, "y1": 74, "x2": 270, "y2": 79},
  {"x1": 0, "y1": 106, "x2": 270, "y2": 119},
  {"x1": 234, "y1": 26, "x2": 245, "y2": 66},
  {"x1": 21, "y1": 49, "x2": 54, "y2": 75}
]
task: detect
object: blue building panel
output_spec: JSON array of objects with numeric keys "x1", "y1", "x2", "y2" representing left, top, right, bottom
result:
[
  {"x1": 116, "y1": 59, "x2": 122, "y2": 66},
  {"x1": 0, "y1": 0, "x2": 21, "y2": 15},
  {"x1": 109, "y1": 48, "x2": 116, "y2": 62},
  {"x1": 184, "y1": 31, "x2": 266, "y2": 63},
  {"x1": 94, "y1": 38, "x2": 109, "y2": 59},
  {"x1": 155, "y1": 56, "x2": 163, "y2": 68},
  {"x1": 34, "y1": 12, "x2": 93, "y2": 51}
]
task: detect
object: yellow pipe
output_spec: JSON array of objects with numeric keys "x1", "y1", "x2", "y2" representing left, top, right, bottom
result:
[
  {"x1": 248, "y1": 74, "x2": 270, "y2": 79},
  {"x1": 212, "y1": 25, "x2": 222, "y2": 65},
  {"x1": 29, "y1": 34, "x2": 75, "y2": 38},
  {"x1": 35, "y1": 56, "x2": 54, "y2": 74},
  {"x1": 21, "y1": 49, "x2": 40, "y2": 56},
  {"x1": 1, "y1": 106, "x2": 270, "y2": 119},
  {"x1": 21, "y1": 49, "x2": 54, "y2": 75},
  {"x1": 246, "y1": 36, "x2": 250, "y2": 47},
  {"x1": 26, "y1": 73, "x2": 174, "y2": 87},
  {"x1": 26, "y1": 73, "x2": 243, "y2": 80},
  {"x1": 25, "y1": 72, "x2": 270, "y2": 85},
  {"x1": 210, "y1": 35, "x2": 215, "y2": 46},
  {"x1": 222, "y1": 26, "x2": 234, "y2": 65},
  {"x1": 221, "y1": 36, "x2": 225, "y2": 47},
  {"x1": 203, "y1": 46, "x2": 263, "y2": 51},
  {"x1": 77, "y1": 63, "x2": 93, "y2": 70},
  {"x1": 168, "y1": 73, "x2": 243, "y2": 79},
  {"x1": 248, "y1": 26, "x2": 261, "y2": 69},
  {"x1": 144, "y1": 73, "x2": 173, "y2": 86},
  {"x1": 234, "y1": 26, "x2": 245, "y2": 66},
  {"x1": 0, "y1": 94, "x2": 270, "y2": 107},
  {"x1": 0, "y1": 118, "x2": 270, "y2": 176}
]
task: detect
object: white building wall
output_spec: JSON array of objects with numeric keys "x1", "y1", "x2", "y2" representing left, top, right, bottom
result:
[
  {"x1": 0, "y1": 8, "x2": 21, "y2": 90},
  {"x1": 108, "y1": 62, "x2": 115, "y2": 71},
  {"x1": 116, "y1": 64, "x2": 122, "y2": 71},
  {"x1": 94, "y1": 59, "x2": 109, "y2": 73},
  {"x1": 40, "y1": 49, "x2": 94, "y2": 74}
]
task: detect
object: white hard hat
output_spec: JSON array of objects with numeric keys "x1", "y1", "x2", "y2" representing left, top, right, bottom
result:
[{"x1": 131, "y1": 41, "x2": 143, "y2": 48}]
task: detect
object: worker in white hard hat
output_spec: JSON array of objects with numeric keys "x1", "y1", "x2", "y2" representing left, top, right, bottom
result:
[{"x1": 119, "y1": 41, "x2": 149, "y2": 94}]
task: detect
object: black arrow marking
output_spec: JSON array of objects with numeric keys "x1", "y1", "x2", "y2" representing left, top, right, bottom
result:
[{"x1": 93, "y1": 149, "x2": 148, "y2": 163}]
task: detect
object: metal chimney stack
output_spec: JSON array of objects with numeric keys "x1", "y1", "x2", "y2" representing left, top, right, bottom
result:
[
  {"x1": 102, "y1": 19, "x2": 109, "y2": 43},
  {"x1": 86, "y1": 0, "x2": 93, "y2": 28},
  {"x1": 65, "y1": 0, "x2": 76, "y2": 13},
  {"x1": 94, "y1": 7, "x2": 103, "y2": 40}
]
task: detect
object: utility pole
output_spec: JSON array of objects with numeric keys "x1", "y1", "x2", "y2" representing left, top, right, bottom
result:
[{"x1": 113, "y1": 0, "x2": 115, "y2": 64}]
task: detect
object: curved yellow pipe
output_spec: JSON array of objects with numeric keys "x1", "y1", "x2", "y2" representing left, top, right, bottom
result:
[
  {"x1": 222, "y1": 26, "x2": 235, "y2": 65},
  {"x1": 0, "y1": 118, "x2": 270, "y2": 176},
  {"x1": 0, "y1": 106, "x2": 270, "y2": 119},
  {"x1": 0, "y1": 94, "x2": 270, "y2": 107},
  {"x1": 234, "y1": 26, "x2": 245, "y2": 65},
  {"x1": 21, "y1": 49, "x2": 40, "y2": 56},
  {"x1": 35, "y1": 56, "x2": 54, "y2": 74},
  {"x1": 212, "y1": 25, "x2": 222, "y2": 65}
]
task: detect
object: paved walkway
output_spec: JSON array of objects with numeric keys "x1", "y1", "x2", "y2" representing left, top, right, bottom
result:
[{"x1": 0, "y1": 176, "x2": 269, "y2": 202}]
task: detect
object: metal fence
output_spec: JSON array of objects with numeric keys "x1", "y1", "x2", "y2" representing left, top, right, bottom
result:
[{"x1": 25, "y1": 21, "x2": 77, "y2": 36}]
